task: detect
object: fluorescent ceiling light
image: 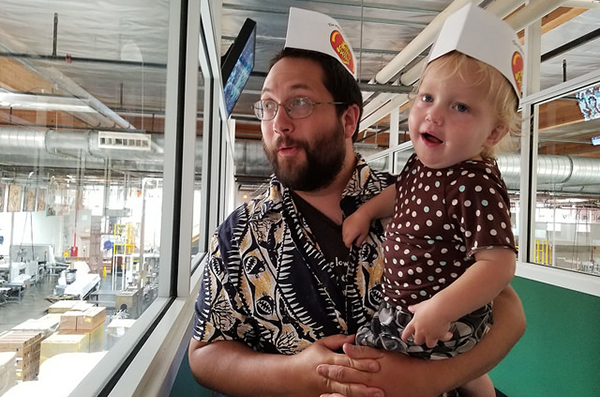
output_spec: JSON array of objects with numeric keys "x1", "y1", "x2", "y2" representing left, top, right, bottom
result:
[{"x1": 0, "y1": 92, "x2": 96, "y2": 113}]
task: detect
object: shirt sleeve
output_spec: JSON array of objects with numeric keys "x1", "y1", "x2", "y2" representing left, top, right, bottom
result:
[
  {"x1": 445, "y1": 166, "x2": 516, "y2": 258},
  {"x1": 191, "y1": 210, "x2": 253, "y2": 344}
]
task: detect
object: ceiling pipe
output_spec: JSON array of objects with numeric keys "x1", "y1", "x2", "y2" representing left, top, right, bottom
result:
[
  {"x1": 362, "y1": 0, "x2": 572, "y2": 132},
  {"x1": 40, "y1": 67, "x2": 135, "y2": 130},
  {"x1": 373, "y1": 0, "x2": 475, "y2": 85},
  {"x1": 362, "y1": 0, "x2": 508, "y2": 123},
  {"x1": 400, "y1": 0, "x2": 570, "y2": 87},
  {"x1": 360, "y1": 0, "x2": 478, "y2": 111}
]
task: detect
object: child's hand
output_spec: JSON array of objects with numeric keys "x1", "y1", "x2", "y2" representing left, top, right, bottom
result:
[
  {"x1": 342, "y1": 211, "x2": 371, "y2": 248},
  {"x1": 401, "y1": 300, "x2": 453, "y2": 348}
]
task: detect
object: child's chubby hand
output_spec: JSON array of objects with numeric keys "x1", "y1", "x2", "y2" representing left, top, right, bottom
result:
[
  {"x1": 401, "y1": 299, "x2": 454, "y2": 348},
  {"x1": 342, "y1": 211, "x2": 372, "y2": 248}
]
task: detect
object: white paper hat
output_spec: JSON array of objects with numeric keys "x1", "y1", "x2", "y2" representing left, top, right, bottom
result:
[
  {"x1": 427, "y1": 4, "x2": 524, "y2": 98},
  {"x1": 284, "y1": 7, "x2": 357, "y2": 79}
]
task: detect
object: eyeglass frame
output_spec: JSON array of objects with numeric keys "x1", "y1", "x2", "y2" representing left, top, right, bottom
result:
[{"x1": 251, "y1": 96, "x2": 347, "y2": 121}]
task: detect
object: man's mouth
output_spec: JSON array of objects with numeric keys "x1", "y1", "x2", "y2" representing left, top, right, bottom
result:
[{"x1": 276, "y1": 139, "x2": 302, "y2": 155}]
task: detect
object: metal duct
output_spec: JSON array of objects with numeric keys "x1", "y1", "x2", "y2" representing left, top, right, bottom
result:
[
  {"x1": 498, "y1": 154, "x2": 600, "y2": 193},
  {"x1": 0, "y1": 127, "x2": 599, "y2": 194},
  {"x1": 0, "y1": 128, "x2": 161, "y2": 160},
  {"x1": 0, "y1": 128, "x2": 46, "y2": 152}
]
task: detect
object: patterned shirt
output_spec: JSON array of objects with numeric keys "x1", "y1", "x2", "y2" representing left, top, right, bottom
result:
[
  {"x1": 192, "y1": 154, "x2": 393, "y2": 354},
  {"x1": 383, "y1": 154, "x2": 517, "y2": 311}
]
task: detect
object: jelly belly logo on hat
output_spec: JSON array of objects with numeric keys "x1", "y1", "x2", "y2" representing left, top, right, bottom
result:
[
  {"x1": 285, "y1": 7, "x2": 356, "y2": 78},
  {"x1": 512, "y1": 51, "x2": 524, "y2": 94},
  {"x1": 427, "y1": 3, "x2": 524, "y2": 98},
  {"x1": 330, "y1": 30, "x2": 355, "y2": 75}
]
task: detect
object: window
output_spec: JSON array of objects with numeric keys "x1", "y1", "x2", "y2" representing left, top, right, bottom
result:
[
  {"x1": 0, "y1": 1, "x2": 179, "y2": 392},
  {"x1": 530, "y1": 80, "x2": 600, "y2": 277}
]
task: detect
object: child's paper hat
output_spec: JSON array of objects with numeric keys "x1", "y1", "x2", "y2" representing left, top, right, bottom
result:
[
  {"x1": 284, "y1": 7, "x2": 357, "y2": 79},
  {"x1": 427, "y1": 4, "x2": 524, "y2": 97}
]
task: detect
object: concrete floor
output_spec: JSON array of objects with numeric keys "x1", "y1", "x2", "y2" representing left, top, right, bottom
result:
[
  {"x1": 0, "y1": 274, "x2": 124, "y2": 334},
  {"x1": 0, "y1": 275, "x2": 56, "y2": 334}
]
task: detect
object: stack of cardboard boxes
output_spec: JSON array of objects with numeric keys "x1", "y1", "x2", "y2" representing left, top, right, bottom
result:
[
  {"x1": 41, "y1": 301, "x2": 106, "y2": 363},
  {"x1": 0, "y1": 300, "x2": 107, "y2": 386},
  {"x1": 0, "y1": 331, "x2": 43, "y2": 382}
]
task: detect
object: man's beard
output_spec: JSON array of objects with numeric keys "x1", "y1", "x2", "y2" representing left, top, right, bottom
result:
[{"x1": 264, "y1": 124, "x2": 346, "y2": 192}]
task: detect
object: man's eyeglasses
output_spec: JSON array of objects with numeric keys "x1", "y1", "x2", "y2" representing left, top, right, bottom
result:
[{"x1": 252, "y1": 97, "x2": 346, "y2": 121}]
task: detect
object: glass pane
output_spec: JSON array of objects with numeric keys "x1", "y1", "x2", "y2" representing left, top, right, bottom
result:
[
  {"x1": 191, "y1": 71, "x2": 205, "y2": 260},
  {"x1": 532, "y1": 83, "x2": 600, "y2": 276},
  {"x1": 392, "y1": 149, "x2": 414, "y2": 174},
  {"x1": 0, "y1": 0, "x2": 169, "y2": 387}
]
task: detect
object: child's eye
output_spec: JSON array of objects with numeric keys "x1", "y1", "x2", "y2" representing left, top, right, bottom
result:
[
  {"x1": 455, "y1": 103, "x2": 468, "y2": 112},
  {"x1": 421, "y1": 94, "x2": 433, "y2": 103}
]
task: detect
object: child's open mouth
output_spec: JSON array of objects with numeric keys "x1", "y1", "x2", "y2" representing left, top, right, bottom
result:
[{"x1": 422, "y1": 132, "x2": 443, "y2": 144}]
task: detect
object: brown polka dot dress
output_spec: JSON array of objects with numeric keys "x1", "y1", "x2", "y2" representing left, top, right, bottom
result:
[{"x1": 356, "y1": 153, "x2": 517, "y2": 359}]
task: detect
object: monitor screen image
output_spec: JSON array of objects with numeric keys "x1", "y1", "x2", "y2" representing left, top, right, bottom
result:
[
  {"x1": 575, "y1": 84, "x2": 600, "y2": 121},
  {"x1": 221, "y1": 18, "x2": 256, "y2": 117}
]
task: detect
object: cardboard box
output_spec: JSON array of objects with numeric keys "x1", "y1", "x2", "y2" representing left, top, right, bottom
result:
[
  {"x1": 0, "y1": 331, "x2": 42, "y2": 358},
  {"x1": 0, "y1": 331, "x2": 42, "y2": 381},
  {"x1": 47, "y1": 300, "x2": 82, "y2": 314},
  {"x1": 78, "y1": 306, "x2": 106, "y2": 331},
  {"x1": 60, "y1": 311, "x2": 83, "y2": 331},
  {"x1": 88, "y1": 323, "x2": 105, "y2": 353},
  {"x1": 12, "y1": 314, "x2": 61, "y2": 338},
  {"x1": 61, "y1": 323, "x2": 105, "y2": 352},
  {"x1": 0, "y1": 352, "x2": 17, "y2": 395},
  {"x1": 40, "y1": 332, "x2": 89, "y2": 364},
  {"x1": 71, "y1": 301, "x2": 96, "y2": 312}
]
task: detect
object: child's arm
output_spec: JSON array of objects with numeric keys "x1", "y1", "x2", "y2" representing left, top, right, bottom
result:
[
  {"x1": 402, "y1": 247, "x2": 516, "y2": 348},
  {"x1": 342, "y1": 185, "x2": 396, "y2": 248}
]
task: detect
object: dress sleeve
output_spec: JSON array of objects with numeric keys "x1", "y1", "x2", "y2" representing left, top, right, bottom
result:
[{"x1": 445, "y1": 166, "x2": 516, "y2": 258}]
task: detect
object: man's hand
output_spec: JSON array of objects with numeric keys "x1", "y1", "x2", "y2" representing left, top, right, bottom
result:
[
  {"x1": 189, "y1": 335, "x2": 384, "y2": 397},
  {"x1": 317, "y1": 343, "x2": 444, "y2": 397},
  {"x1": 287, "y1": 335, "x2": 382, "y2": 397},
  {"x1": 298, "y1": 335, "x2": 384, "y2": 397}
]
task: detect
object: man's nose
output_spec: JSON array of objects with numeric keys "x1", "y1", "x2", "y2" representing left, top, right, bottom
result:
[{"x1": 272, "y1": 105, "x2": 293, "y2": 134}]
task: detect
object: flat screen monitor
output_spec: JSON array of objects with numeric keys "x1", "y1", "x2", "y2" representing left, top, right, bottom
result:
[
  {"x1": 575, "y1": 84, "x2": 600, "y2": 121},
  {"x1": 221, "y1": 18, "x2": 256, "y2": 117}
]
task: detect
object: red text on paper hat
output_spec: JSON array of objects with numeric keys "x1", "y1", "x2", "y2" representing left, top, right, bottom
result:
[
  {"x1": 511, "y1": 51, "x2": 524, "y2": 94},
  {"x1": 330, "y1": 30, "x2": 355, "y2": 75}
]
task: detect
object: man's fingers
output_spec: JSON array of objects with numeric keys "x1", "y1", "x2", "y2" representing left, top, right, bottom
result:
[
  {"x1": 342, "y1": 343, "x2": 385, "y2": 360},
  {"x1": 318, "y1": 334, "x2": 355, "y2": 352},
  {"x1": 317, "y1": 365, "x2": 384, "y2": 397}
]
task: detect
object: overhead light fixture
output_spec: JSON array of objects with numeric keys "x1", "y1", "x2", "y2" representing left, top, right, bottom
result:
[{"x1": 0, "y1": 92, "x2": 96, "y2": 113}]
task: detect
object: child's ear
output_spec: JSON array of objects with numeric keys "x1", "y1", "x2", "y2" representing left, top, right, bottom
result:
[{"x1": 485, "y1": 123, "x2": 509, "y2": 147}]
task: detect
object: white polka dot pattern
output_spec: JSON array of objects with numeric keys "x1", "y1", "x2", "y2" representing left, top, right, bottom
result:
[{"x1": 382, "y1": 154, "x2": 516, "y2": 310}]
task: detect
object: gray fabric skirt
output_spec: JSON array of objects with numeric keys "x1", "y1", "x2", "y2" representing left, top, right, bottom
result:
[{"x1": 356, "y1": 301, "x2": 493, "y2": 360}]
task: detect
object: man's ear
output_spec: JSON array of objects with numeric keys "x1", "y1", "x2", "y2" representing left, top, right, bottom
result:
[
  {"x1": 485, "y1": 123, "x2": 509, "y2": 147},
  {"x1": 341, "y1": 104, "x2": 361, "y2": 139}
]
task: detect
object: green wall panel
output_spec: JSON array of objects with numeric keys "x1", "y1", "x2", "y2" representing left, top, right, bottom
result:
[
  {"x1": 170, "y1": 350, "x2": 213, "y2": 397},
  {"x1": 491, "y1": 276, "x2": 600, "y2": 397}
]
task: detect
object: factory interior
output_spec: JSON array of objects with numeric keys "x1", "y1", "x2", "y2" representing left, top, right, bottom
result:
[{"x1": 0, "y1": 0, "x2": 599, "y2": 396}]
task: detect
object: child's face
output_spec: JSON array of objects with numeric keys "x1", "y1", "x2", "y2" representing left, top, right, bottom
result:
[{"x1": 408, "y1": 58, "x2": 507, "y2": 169}]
